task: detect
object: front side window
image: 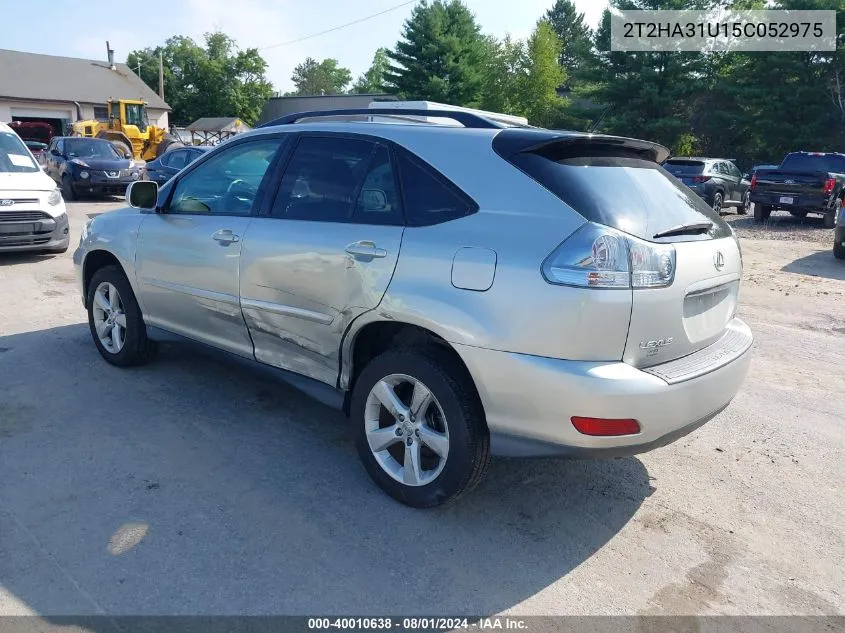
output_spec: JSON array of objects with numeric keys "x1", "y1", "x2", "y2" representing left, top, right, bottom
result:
[
  {"x1": 0, "y1": 131, "x2": 39, "y2": 173},
  {"x1": 272, "y1": 136, "x2": 376, "y2": 222},
  {"x1": 169, "y1": 137, "x2": 282, "y2": 216},
  {"x1": 124, "y1": 104, "x2": 148, "y2": 130}
]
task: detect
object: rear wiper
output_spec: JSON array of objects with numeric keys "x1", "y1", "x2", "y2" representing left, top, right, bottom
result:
[{"x1": 653, "y1": 222, "x2": 713, "y2": 239}]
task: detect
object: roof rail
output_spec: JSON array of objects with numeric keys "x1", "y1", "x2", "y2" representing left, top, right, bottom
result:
[{"x1": 258, "y1": 108, "x2": 507, "y2": 129}]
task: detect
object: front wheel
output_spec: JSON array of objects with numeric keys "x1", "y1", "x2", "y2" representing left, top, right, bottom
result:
[
  {"x1": 61, "y1": 174, "x2": 76, "y2": 201},
  {"x1": 738, "y1": 191, "x2": 750, "y2": 215},
  {"x1": 834, "y1": 239, "x2": 845, "y2": 260},
  {"x1": 754, "y1": 203, "x2": 772, "y2": 222},
  {"x1": 352, "y1": 347, "x2": 491, "y2": 508},
  {"x1": 86, "y1": 265, "x2": 157, "y2": 367}
]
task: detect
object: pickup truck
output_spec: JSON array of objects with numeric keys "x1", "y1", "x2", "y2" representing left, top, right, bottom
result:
[{"x1": 749, "y1": 151, "x2": 845, "y2": 228}]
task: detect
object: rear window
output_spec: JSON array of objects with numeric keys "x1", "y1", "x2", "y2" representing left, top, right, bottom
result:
[
  {"x1": 780, "y1": 153, "x2": 845, "y2": 174},
  {"x1": 508, "y1": 152, "x2": 731, "y2": 241},
  {"x1": 663, "y1": 160, "x2": 706, "y2": 176}
]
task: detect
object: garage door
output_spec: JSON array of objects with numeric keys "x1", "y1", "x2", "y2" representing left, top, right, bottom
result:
[{"x1": 11, "y1": 107, "x2": 73, "y2": 119}]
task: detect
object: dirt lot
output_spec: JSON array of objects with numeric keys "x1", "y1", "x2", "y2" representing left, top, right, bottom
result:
[{"x1": 0, "y1": 200, "x2": 842, "y2": 618}]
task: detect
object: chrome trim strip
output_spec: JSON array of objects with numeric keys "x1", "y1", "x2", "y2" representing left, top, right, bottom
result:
[
  {"x1": 139, "y1": 277, "x2": 240, "y2": 305},
  {"x1": 240, "y1": 297, "x2": 334, "y2": 325}
]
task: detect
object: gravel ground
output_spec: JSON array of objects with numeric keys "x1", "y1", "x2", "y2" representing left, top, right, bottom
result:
[{"x1": 0, "y1": 200, "x2": 842, "y2": 620}]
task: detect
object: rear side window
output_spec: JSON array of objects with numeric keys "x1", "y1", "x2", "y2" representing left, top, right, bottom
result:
[
  {"x1": 780, "y1": 153, "x2": 845, "y2": 174},
  {"x1": 663, "y1": 160, "x2": 705, "y2": 177},
  {"x1": 507, "y1": 151, "x2": 732, "y2": 241},
  {"x1": 396, "y1": 152, "x2": 476, "y2": 227}
]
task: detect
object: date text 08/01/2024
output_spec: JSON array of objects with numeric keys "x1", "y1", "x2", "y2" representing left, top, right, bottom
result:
[{"x1": 307, "y1": 617, "x2": 529, "y2": 630}]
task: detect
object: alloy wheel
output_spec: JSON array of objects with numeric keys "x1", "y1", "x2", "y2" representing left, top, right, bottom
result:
[
  {"x1": 92, "y1": 281, "x2": 127, "y2": 354},
  {"x1": 364, "y1": 374, "x2": 449, "y2": 487}
]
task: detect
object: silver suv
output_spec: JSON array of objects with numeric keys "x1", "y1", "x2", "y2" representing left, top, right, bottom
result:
[{"x1": 73, "y1": 107, "x2": 753, "y2": 507}]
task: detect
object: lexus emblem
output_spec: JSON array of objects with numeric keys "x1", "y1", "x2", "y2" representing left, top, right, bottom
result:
[
  {"x1": 0, "y1": 199, "x2": 12, "y2": 206},
  {"x1": 714, "y1": 250, "x2": 725, "y2": 271},
  {"x1": 784, "y1": 179, "x2": 795, "y2": 184}
]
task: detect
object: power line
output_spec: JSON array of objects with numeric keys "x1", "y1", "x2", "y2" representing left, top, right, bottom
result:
[{"x1": 258, "y1": 0, "x2": 419, "y2": 50}]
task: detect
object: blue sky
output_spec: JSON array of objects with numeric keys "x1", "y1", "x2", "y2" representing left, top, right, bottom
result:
[{"x1": 0, "y1": 0, "x2": 606, "y2": 94}]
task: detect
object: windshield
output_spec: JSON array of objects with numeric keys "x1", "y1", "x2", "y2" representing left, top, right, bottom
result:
[
  {"x1": 780, "y1": 153, "x2": 845, "y2": 174},
  {"x1": 0, "y1": 131, "x2": 39, "y2": 173},
  {"x1": 507, "y1": 152, "x2": 731, "y2": 242},
  {"x1": 66, "y1": 139, "x2": 121, "y2": 160},
  {"x1": 124, "y1": 103, "x2": 148, "y2": 130}
]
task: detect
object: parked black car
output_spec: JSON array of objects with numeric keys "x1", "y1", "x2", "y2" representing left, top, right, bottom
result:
[
  {"x1": 662, "y1": 157, "x2": 751, "y2": 215},
  {"x1": 144, "y1": 145, "x2": 211, "y2": 185},
  {"x1": 749, "y1": 152, "x2": 845, "y2": 227},
  {"x1": 44, "y1": 137, "x2": 141, "y2": 200}
]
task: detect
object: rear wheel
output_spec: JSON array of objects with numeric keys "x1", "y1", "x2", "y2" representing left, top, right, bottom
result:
[
  {"x1": 352, "y1": 347, "x2": 491, "y2": 508},
  {"x1": 754, "y1": 204, "x2": 772, "y2": 222},
  {"x1": 712, "y1": 192, "x2": 723, "y2": 215},
  {"x1": 86, "y1": 265, "x2": 157, "y2": 367},
  {"x1": 823, "y1": 212, "x2": 836, "y2": 229},
  {"x1": 738, "y1": 191, "x2": 750, "y2": 215},
  {"x1": 834, "y1": 239, "x2": 845, "y2": 260}
]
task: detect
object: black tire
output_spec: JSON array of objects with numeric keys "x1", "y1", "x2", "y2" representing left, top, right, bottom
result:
[
  {"x1": 754, "y1": 203, "x2": 771, "y2": 222},
  {"x1": 834, "y1": 239, "x2": 845, "y2": 260},
  {"x1": 738, "y1": 191, "x2": 750, "y2": 215},
  {"x1": 789, "y1": 210, "x2": 808, "y2": 219},
  {"x1": 86, "y1": 265, "x2": 157, "y2": 367},
  {"x1": 61, "y1": 174, "x2": 76, "y2": 201},
  {"x1": 712, "y1": 192, "x2": 723, "y2": 215},
  {"x1": 155, "y1": 135, "x2": 184, "y2": 158},
  {"x1": 112, "y1": 141, "x2": 132, "y2": 159},
  {"x1": 351, "y1": 346, "x2": 491, "y2": 508},
  {"x1": 823, "y1": 211, "x2": 836, "y2": 229}
]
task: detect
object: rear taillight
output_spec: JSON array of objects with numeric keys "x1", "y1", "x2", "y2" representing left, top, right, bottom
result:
[
  {"x1": 691, "y1": 175, "x2": 712, "y2": 183},
  {"x1": 542, "y1": 223, "x2": 676, "y2": 290},
  {"x1": 571, "y1": 417, "x2": 641, "y2": 436},
  {"x1": 750, "y1": 173, "x2": 758, "y2": 191},
  {"x1": 824, "y1": 178, "x2": 836, "y2": 194}
]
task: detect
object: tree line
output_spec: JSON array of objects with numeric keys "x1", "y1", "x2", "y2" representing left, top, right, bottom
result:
[{"x1": 129, "y1": 0, "x2": 844, "y2": 170}]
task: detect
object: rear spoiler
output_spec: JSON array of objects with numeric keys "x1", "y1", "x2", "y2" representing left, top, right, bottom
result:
[{"x1": 492, "y1": 129, "x2": 670, "y2": 163}]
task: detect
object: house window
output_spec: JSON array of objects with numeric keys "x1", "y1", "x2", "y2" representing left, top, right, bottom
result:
[{"x1": 93, "y1": 106, "x2": 108, "y2": 120}]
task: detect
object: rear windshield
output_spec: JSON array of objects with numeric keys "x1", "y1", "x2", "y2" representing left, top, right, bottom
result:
[
  {"x1": 662, "y1": 160, "x2": 706, "y2": 176},
  {"x1": 780, "y1": 153, "x2": 845, "y2": 174},
  {"x1": 508, "y1": 152, "x2": 731, "y2": 241}
]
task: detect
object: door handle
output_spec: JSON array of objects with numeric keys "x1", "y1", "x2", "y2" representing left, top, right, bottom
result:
[
  {"x1": 212, "y1": 229, "x2": 240, "y2": 244},
  {"x1": 345, "y1": 240, "x2": 387, "y2": 259}
]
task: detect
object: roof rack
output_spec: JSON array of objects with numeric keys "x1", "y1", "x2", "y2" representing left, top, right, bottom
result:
[{"x1": 258, "y1": 108, "x2": 507, "y2": 130}]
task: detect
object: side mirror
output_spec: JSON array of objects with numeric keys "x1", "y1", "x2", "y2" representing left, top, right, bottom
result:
[
  {"x1": 126, "y1": 180, "x2": 158, "y2": 209},
  {"x1": 124, "y1": 151, "x2": 132, "y2": 159},
  {"x1": 51, "y1": 148, "x2": 61, "y2": 156},
  {"x1": 360, "y1": 189, "x2": 387, "y2": 211}
]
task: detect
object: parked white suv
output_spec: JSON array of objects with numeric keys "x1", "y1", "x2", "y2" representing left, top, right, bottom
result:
[
  {"x1": 0, "y1": 121, "x2": 69, "y2": 254},
  {"x1": 73, "y1": 106, "x2": 752, "y2": 507}
]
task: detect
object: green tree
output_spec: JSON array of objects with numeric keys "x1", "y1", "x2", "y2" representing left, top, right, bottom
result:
[
  {"x1": 519, "y1": 21, "x2": 568, "y2": 126},
  {"x1": 479, "y1": 35, "x2": 527, "y2": 114},
  {"x1": 352, "y1": 48, "x2": 391, "y2": 93},
  {"x1": 544, "y1": 0, "x2": 595, "y2": 86},
  {"x1": 384, "y1": 0, "x2": 487, "y2": 106},
  {"x1": 290, "y1": 58, "x2": 352, "y2": 95},
  {"x1": 128, "y1": 32, "x2": 273, "y2": 126}
]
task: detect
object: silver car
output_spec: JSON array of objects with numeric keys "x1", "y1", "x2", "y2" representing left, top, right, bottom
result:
[{"x1": 73, "y1": 107, "x2": 752, "y2": 508}]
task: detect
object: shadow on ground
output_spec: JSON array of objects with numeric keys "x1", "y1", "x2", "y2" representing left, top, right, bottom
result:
[
  {"x1": 0, "y1": 324, "x2": 652, "y2": 619},
  {"x1": 0, "y1": 252, "x2": 61, "y2": 266},
  {"x1": 782, "y1": 250, "x2": 845, "y2": 281},
  {"x1": 728, "y1": 210, "x2": 829, "y2": 234}
]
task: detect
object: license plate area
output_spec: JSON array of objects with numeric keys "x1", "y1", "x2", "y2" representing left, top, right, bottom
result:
[
  {"x1": 683, "y1": 281, "x2": 739, "y2": 344},
  {"x1": 779, "y1": 196, "x2": 794, "y2": 204}
]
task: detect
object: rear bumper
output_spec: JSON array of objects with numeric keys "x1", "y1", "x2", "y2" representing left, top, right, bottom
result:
[
  {"x1": 0, "y1": 212, "x2": 69, "y2": 253},
  {"x1": 455, "y1": 318, "x2": 753, "y2": 458},
  {"x1": 750, "y1": 191, "x2": 832, "y2": 211}
]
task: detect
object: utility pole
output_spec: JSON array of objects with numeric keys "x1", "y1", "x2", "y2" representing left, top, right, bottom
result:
[{"x1": 158, "y1": 51, "x2": 165, "y2": 101}]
